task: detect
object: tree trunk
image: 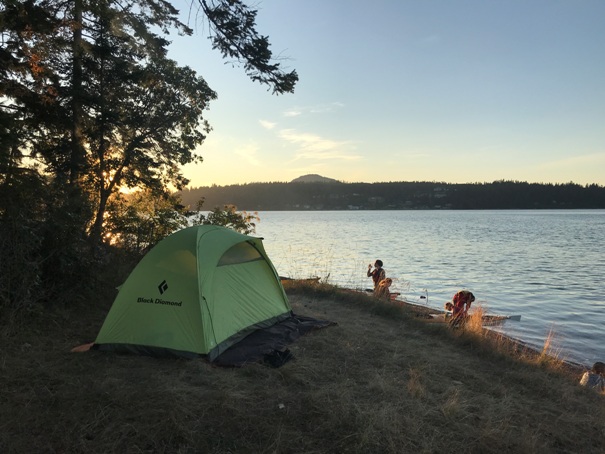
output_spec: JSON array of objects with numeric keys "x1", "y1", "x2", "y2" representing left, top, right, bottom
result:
[{"x1": 70, "y1": 0, "x2": 85, "y2": 188}]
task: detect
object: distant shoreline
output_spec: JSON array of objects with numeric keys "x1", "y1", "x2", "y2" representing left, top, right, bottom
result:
[{"x1": 180, "y1": 180, "x2": 605, "y2": 211}]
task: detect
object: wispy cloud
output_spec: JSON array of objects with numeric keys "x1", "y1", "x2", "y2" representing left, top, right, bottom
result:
[
  {"x1": 278, "y1": 129, "x2": 361, "y2": 161},
  {"x1": 259, "y1": 119, "x2": 276, "y2": 130},
  {"x1": 235, "y1": 144, "x2": 261, "y2": 166},
  {"x1": 283, "y1": 102, "x2": 344, "y2": 118},
  {"x1": 309, "y1": 102, "x2": 345, "y2": 113},
  {"x1": 284, "y1": 109, "x2": 302, "y2": 117}
]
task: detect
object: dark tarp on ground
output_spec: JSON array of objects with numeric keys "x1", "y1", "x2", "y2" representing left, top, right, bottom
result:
[{"x1": 213, "y1": 313, "x2": 336, "y2": 367}]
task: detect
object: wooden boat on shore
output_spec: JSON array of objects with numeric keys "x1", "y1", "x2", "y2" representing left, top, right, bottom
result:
[
  {"x1": 428, "y1": 312, "x2": 521, "y2": 326},
  {"x1": 392, "y1": 294, "x2": 521, "y2": 326}
]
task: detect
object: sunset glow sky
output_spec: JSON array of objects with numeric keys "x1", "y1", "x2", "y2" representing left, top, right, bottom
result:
[{"x1": 168, "y1": 0, "x2": 605, "y2": 187}]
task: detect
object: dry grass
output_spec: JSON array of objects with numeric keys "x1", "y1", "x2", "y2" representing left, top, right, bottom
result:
[{"x1": 1, "y1": 280, "x2": 604, "y2": 453}]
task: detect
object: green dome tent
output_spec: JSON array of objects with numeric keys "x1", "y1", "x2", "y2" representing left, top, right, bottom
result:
[{"x1": 94, "y1": 225, "x2": 292, "y2": 361}]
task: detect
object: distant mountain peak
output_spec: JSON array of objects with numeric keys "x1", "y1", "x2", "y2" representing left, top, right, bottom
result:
[{"x1": 290, "y1": 174, "x2": 340, "y2": 184}]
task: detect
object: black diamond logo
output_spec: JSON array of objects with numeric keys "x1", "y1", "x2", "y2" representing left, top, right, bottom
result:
[{"x1": 158, "y1": 280, "x2": 168, "y2": 295}]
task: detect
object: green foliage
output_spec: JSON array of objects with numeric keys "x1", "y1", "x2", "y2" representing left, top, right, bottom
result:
[
  {"x1": 190, "y1": 198, "x2": 259, "y2": 235},
  {"x1": 0, "y1": 171, "x2": 45, "y2": 320},
  {"x1": 39, "y1": 185, "x2": 97, "y2": 300},
  {"x1": 102, "y1": 193, "x2": 258, "y2": 257},
  {"x1": 103, "y1": 190, "x2": 189, "y2": 255}
]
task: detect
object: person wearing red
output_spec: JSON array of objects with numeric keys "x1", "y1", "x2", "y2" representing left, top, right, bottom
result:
[{"x1": 450, "y1": 290, "x2": 475, "y2": 326}]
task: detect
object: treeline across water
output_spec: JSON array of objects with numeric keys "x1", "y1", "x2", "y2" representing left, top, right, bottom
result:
[{"x1": 180, "y1": 180, "x2": 605, "y2": 211}]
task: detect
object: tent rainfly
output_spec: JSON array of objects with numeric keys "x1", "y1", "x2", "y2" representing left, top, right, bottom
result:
[{"x1": 93, "y1": 225, "x2": 292, "y2": 361}]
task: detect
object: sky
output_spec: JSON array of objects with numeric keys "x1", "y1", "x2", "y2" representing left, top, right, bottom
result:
[{"x1": 167, "y1": 0, "x2": 605, "y2": 187}]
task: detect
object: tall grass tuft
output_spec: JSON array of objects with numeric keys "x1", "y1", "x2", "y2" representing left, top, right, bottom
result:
[
  {"x1": 406, "y1": 367, "x2": 427, "y2": 399},
  {"x1": 537, "y1": 326, "x2": 565, "y2": 368},
  {"x1": 465, "y1": 305, "x2": 485, "y2": 333}
]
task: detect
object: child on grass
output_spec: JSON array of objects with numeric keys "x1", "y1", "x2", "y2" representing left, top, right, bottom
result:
[{"x1": 580, "y1": 361, "x2": 605, "y2": 393}]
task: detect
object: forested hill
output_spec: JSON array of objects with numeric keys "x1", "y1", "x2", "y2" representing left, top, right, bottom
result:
[{"x1": 179, "y1": 180, "x2": 605, "y2": 211}]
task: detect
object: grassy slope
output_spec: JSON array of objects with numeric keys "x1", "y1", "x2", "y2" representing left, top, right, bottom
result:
[{"x1": 1, "y1": 282, "x2": 604, "y2": 453}]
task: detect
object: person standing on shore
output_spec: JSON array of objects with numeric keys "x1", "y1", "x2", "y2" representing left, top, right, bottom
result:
[
  {"x1": 580, "y1": 362, "x2": 605, "y2": 393},
  {"x1": 367, "y1": 260, "x2": 386, "y2": 291}
]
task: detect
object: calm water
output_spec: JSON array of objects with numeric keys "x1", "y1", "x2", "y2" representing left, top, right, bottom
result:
[{"x1": 253, "y1": 210, "x2": 605, "y2": 367}]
